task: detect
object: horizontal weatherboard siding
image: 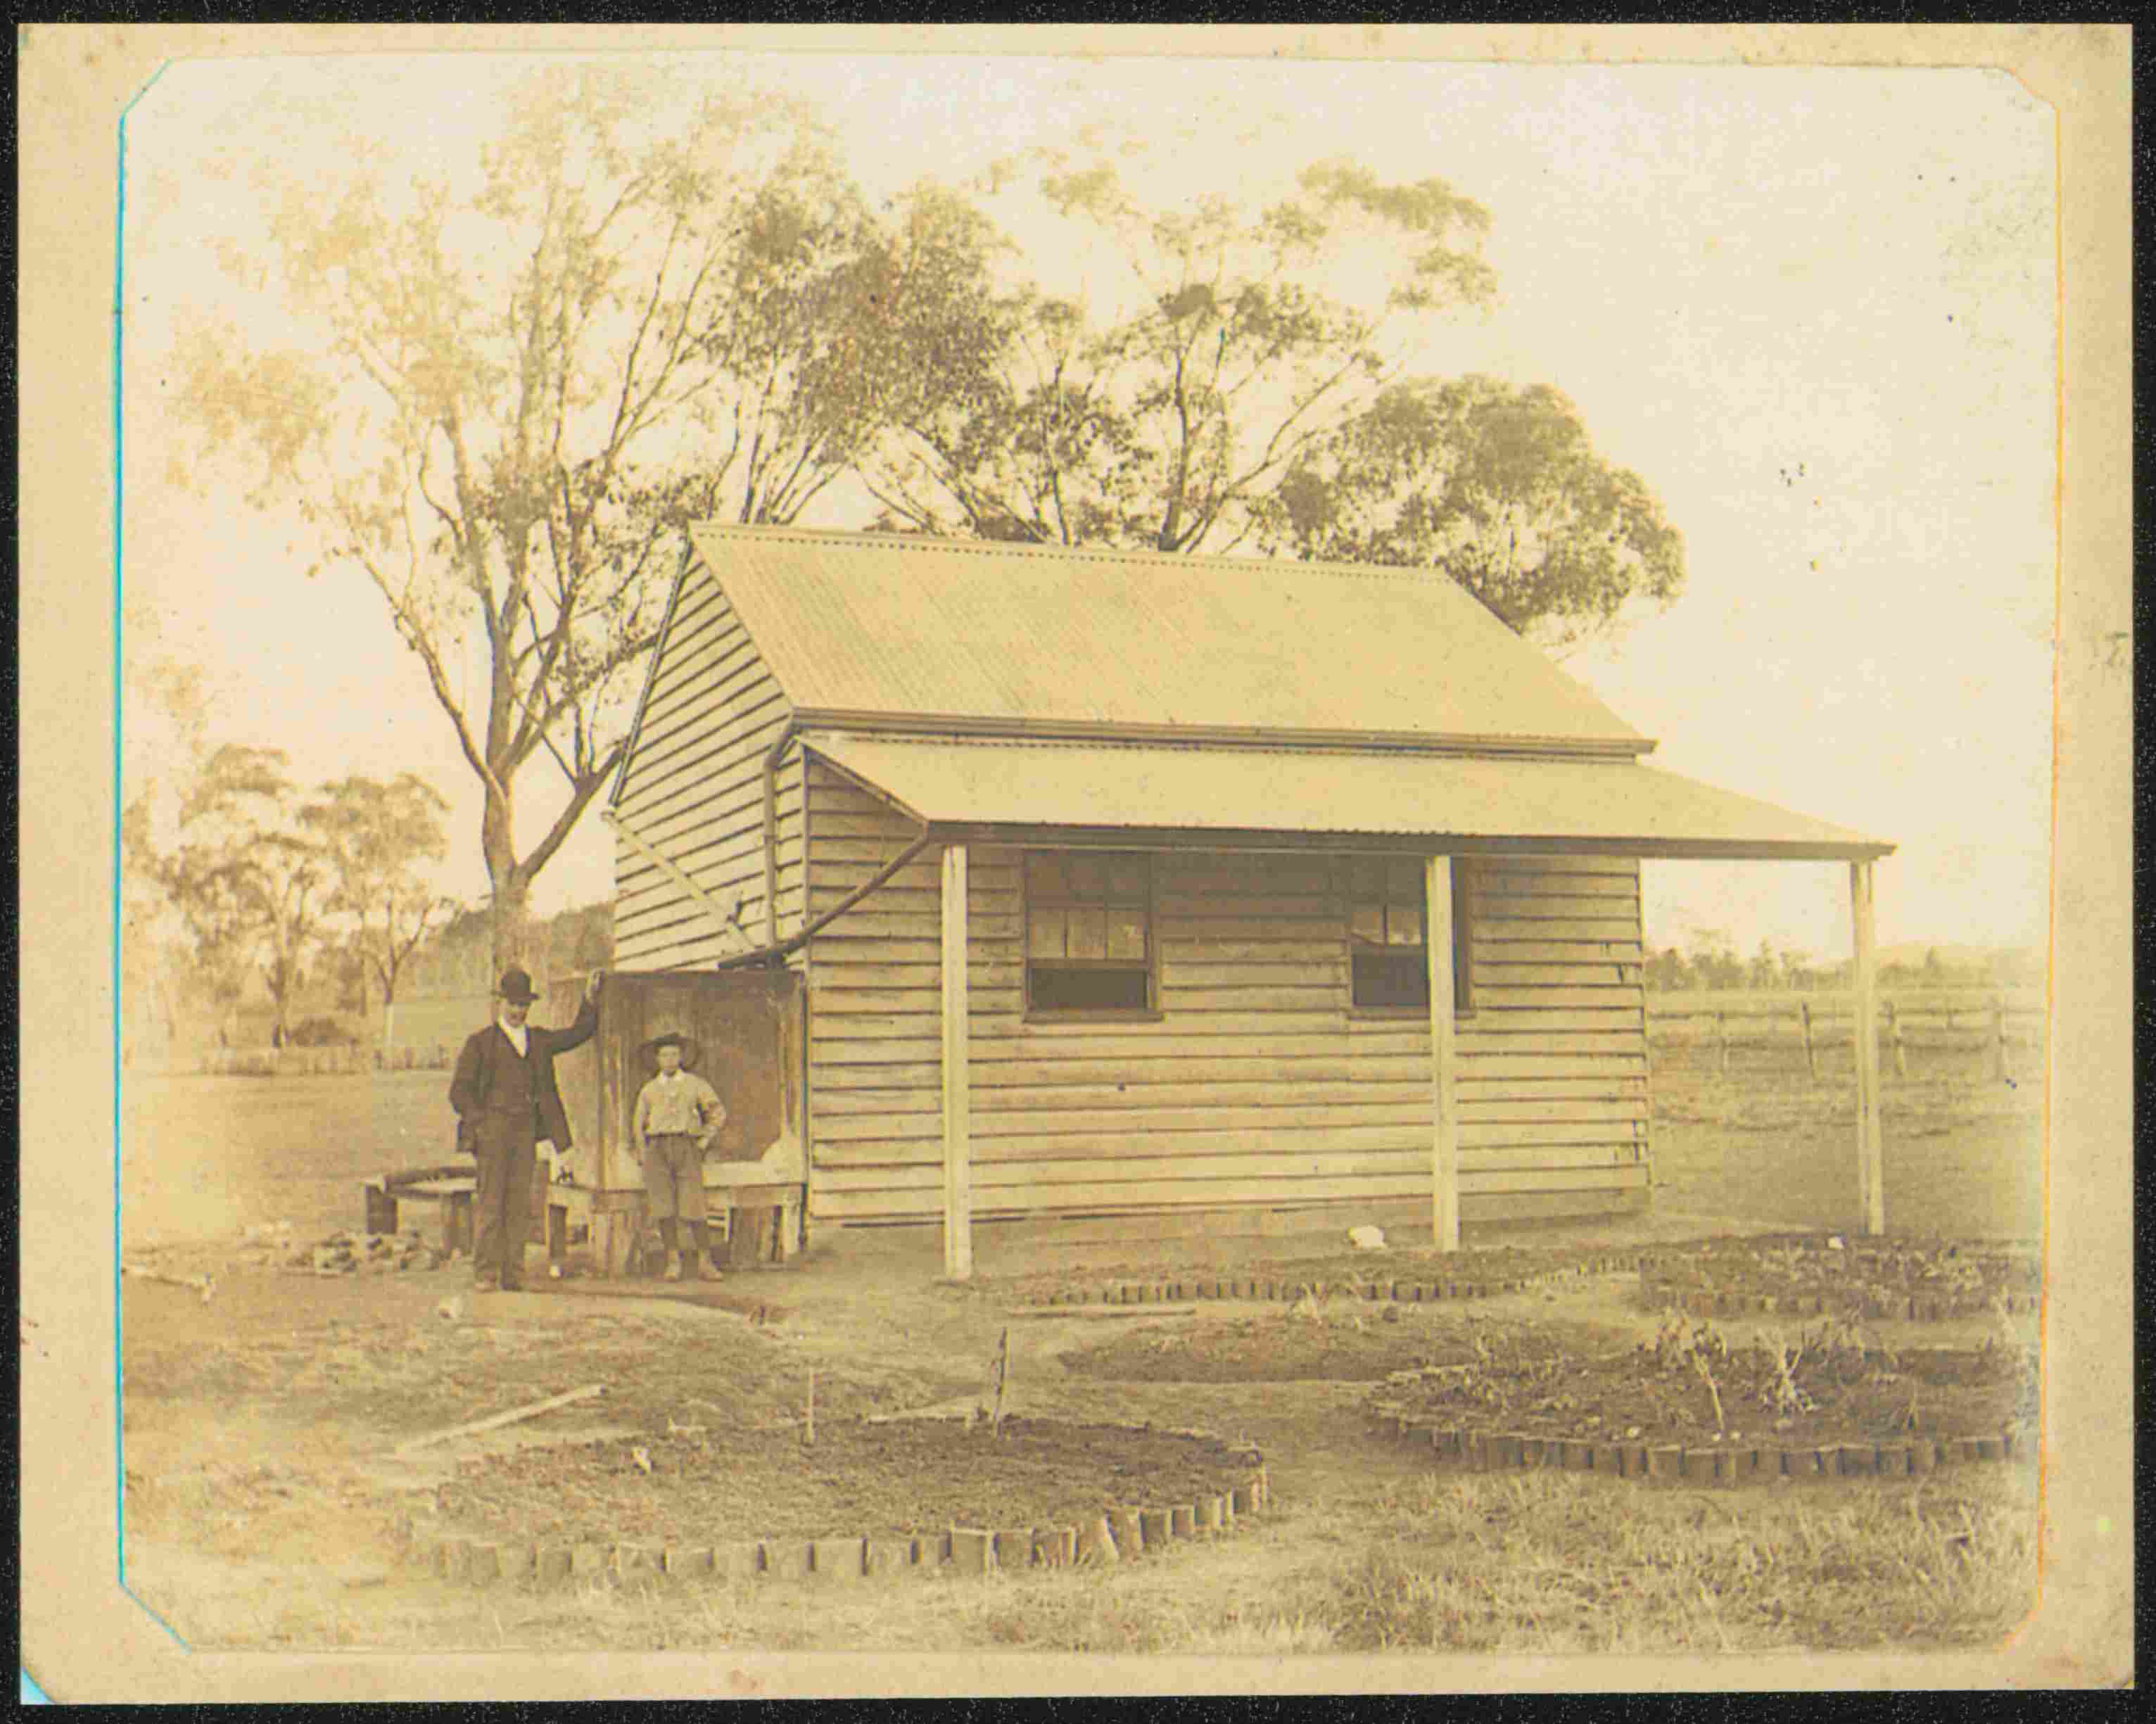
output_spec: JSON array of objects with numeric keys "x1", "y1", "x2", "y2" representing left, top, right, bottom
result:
[
  {"x1": 611, "y1": 566, "x2": 805, "y2": 972},
  {"x1": 799, "y1": 801, "x2": 1647, "y2": 1224}
]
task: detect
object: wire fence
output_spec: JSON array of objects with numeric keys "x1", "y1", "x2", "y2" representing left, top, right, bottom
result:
[{"x1": 1647, "y1": 991, "x2": 2043, "y2": 1082}]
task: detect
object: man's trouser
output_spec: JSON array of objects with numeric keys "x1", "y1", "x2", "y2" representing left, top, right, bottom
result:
[{"x1": 472, "y1": 1120, "x2": 539, "y2": 1285}]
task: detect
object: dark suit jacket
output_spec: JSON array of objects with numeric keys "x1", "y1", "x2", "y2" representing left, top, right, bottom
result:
[{"x1": 450, "y1": 997, "x2": 598, "y2": 1155}]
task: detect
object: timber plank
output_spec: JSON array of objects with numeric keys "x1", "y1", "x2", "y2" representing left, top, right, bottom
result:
[
  {"x1": 816, "y1": 1101, "x2": 1443, "y2": 1143},
  {"x1": 1475, "y1": 856, "x2": 1640, "y2": 877},
  {"x1": 975, "y1": 1101, "x2": 1436, "y2": 1138},
  {"x1": 815, "y1": 1139, "x2": 1649, "y2": 1179},
  {"x1": 804, "y1": 814, "x2": 925, "y2": 841},
  {"x1": 814, "y1": 987, "x2": 1024, "y2": 1016},
  {"x1": 816, "y1": 963, "x2": 1032, "y2": 993},
  {"x1": 1471, "y1": 875, "x2": 1642, "y2": 901},
  {"x1": 1453, "y1": 1039, "x2": 1646, "y2": 1062},
  {"x1": 971, "y1": 1078, "x2": 1436, "y2": 1111},
  {"x1": 811, "y1": 1118, "x2": 1640, "y2": 1164},
  {"x1": 1471, "y1": 963, "x2": 1643, "y2": 988},
  {"x1": 635, "y1": 634, "x2": 760, "y2": 737},
  {"x1": 1454, "y1": 1008, "x2": 1642, "y2": 1032},
  {"x1": 615, "y1": 771, "x2": 788, "y2": 852},
  {"x1": 1466, "y1": 940, "x2": 1644, "y2": 964},
  {"x1": 1471, "y1": 987, "x2": 1646, "y2": 1010},
  {"x1": 1473, "y1": 919, "x2": 1641, "y2": 944},
  {"x1": 1457, "y1": 1098, "x2": 1647, "y2": 1124},
  {"x1": 619, "y1": 687, "x2": 791, "y2": 794},
  {"x1": 808, "y1": 1163, "x2": 1644, "y2": 1217},
  {"x1": 808, "y1": 1037, "x2": 948, "y2": 1065}
]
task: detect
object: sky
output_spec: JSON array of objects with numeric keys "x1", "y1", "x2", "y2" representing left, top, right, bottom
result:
[{"x1": 119, "y1": 49, "x2": 2057, "y2": 965}]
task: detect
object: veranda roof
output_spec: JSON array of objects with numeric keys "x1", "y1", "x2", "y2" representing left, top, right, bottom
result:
[{"x1": 804, "y1": 733, "x2": 1894, "y2": 862}]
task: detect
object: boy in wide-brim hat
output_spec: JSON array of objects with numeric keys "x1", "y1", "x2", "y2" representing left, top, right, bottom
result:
[{"x1": 632, "y1": 1030, "x2": 727, "y2": 1281}]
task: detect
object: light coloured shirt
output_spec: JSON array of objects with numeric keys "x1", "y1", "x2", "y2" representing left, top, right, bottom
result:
[
  {"x1": 635, "y1": 1070, "x2": 725, "y2": 1146},
  {"x1": 495, "y1": 1014, "x2": 528, "y2": 1058}
]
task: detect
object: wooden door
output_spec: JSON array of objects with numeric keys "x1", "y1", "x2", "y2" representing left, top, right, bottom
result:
[{"x1": 545, "y1": 968, "x2": 803, "y2": 1195}]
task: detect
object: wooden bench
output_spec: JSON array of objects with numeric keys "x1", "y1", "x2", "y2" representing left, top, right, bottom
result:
[{"x1": 363, "y1": 1148, "x2": 804, "y2": 1277}]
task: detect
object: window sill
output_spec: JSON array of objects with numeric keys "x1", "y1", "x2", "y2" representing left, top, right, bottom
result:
[
  {"x1": 1349, "y1": 1006, "x2": 1478, "y2": 1022},
  {"x1": 1022, "y1": 1010, "x2": 1167, "y2": 1027}
]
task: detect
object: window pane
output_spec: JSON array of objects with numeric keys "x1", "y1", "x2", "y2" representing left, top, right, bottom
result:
[
  {"x1": 1354, "y1": 951, "x2": 1431, "y2": 1009},
  {"x1": 1067, "y1": 907, "x2": 1108, "y2": 960},
  {"x1": 1027, "y1": 853, "x2": 1067, "y2": 898},
  {"x1": 1028, "y1": 906, "x2": 1067, "y2": 959},
  {"x1": 1348, "y1": 858, "x2": 1382, "y2": 904},
  {"x1": 1029, "y1": 965, "x2": 1150, "y2": 1012},
  {"x1": 1350, "y1": 903, "x2": 1384, "y2": 945},
  {"x1": 1390, "y1": 904, "x2": 1422, "y2": 947},
  {"x1": 1107, "y1": 910, "x2": 1148, "y2": 960},
  {"x1": 1389, "y1": 858, "x2": 1423, "y2": 904},
  {"x1": 1107, "y1": 857, "x2": 1147, "y2": 901},
  {"x1": 1066, "y1": 854, "x2": 1105, "y2": 899}
]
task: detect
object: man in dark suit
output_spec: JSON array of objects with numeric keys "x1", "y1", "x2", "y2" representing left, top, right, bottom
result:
[{"x1": 450, "y1": 966, "x2": 602, "y2": 1291}]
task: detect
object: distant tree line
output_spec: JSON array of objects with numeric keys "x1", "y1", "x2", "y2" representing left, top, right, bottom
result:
[
  {"x1": 126, "y1": 734, "x2": 457, "y2": 1047},
  {"x1": 1644, "y1": 930, "x2": 2043, "y2": 994}
]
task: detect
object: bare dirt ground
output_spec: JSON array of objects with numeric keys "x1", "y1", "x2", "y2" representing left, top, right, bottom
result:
[{"x1": 113, "y1": 1057, "x2": 2045, "y2": 1654}]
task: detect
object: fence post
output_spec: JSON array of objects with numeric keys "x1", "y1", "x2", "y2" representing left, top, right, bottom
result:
[
  {"x1": 1991, "y1": 995, "x2": 2010, "y2": 1082},
  {"x1": 1715, "y1": 1010, "x2": 1729, "y2": 1075},
  {"x1": 1886, "y1": 1000, "x2": 1908, "y2": 1079},
  {"x1": 1799, "y1": 1001, "x2": 1818, "y2": 1082}
]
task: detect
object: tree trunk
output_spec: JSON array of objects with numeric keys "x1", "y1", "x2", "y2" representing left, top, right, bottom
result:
[
  {"x1": 490, "y1": 869, "x2": 533, "y2": 977},
  {"x1": 483, "y1": 774, "x2": 532, "y2": 977}
]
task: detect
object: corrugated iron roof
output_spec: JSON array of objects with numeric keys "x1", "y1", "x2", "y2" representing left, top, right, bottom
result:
[
  {"x1": 689, "y1": 525, "x2": 1648, "y2": 752},
  {"x1": 804, "y1": 734, "x2": 1894, "y2": 860}
]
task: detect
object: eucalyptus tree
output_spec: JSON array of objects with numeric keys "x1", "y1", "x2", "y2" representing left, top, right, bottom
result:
[
  {"x1": 172, "y1": 63, "x2": 927, "y2": 966},
  {"x1": 1269, "y1": 376, "x2": 1686, "y2": 652}
]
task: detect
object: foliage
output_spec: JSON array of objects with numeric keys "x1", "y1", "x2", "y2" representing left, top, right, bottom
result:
[
  {"x1": 1269, "y1": 375, "x2": 1685, "y2": 652},
  {"x1": 148, "y1": 744, "x2": 331, "y2": 1041},
  {"x1": 858, "y1": 143, "x2": 1498, "y2": 557},
  {"x1": 305, "y1": 773, "x2": 457, "y2": 1016},
  {"x1": 284, "y1": 1015, "x2": 355, "y2": 1048},
  {"x1": 1644, "y1": 932, "x2": 1841, "y2": 993},
  {"x1": 172, "y1": 63, "x2": 944, "y2": 968}
]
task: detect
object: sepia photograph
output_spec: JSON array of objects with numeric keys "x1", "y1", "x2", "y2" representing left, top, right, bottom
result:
[{"x1": 20, "y1": 23, "x2": 2133, "y2": 1701}]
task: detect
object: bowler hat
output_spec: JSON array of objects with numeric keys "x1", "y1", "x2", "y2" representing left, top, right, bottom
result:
[
  {"x1": 638, "y1": 1029, "x2": 700, "y2": 1071},
  {"x1": 495, "y1": 967, "x2": 540, "y2": 1005}
]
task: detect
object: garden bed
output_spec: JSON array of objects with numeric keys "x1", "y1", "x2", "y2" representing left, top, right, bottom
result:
[
  {"x1": 999, "y1": 1246, "x2": 1643, "y2": 1310},
  {"x1": 1638, "y1": 1234, "x2": 2041, "y2": 1321},
  {"x1": 1060, "y1": 1309, "x2": 1632, "y2": 1385},
  {"x1": 425, "y1": 1416, "x2": 1260, "y2": 1555},
  {"x1": 1367, "y1": 1310, "x2": 2036, "y2": 1481}
]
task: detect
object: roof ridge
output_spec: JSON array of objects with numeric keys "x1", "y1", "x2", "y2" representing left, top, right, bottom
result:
[{"x1": 690, "y1": 522, "x2": 1468, "y2": 587}]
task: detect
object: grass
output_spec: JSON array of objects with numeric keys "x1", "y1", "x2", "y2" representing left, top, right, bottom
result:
[
  {"x1": 1281, "y1": 1468, "x2": 2037, "y2": 1654},
  {"x1": 129, "y1": 1457, "x2": 2039, "y2": 1657}
]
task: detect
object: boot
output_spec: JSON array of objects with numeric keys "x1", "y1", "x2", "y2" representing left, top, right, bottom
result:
[{"x1": 664, "y1": 1253, "x2": 684, "y2": 1281}]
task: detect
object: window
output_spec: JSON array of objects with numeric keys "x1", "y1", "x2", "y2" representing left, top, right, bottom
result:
[
  {"x1": 1346, "y1": 856, "x2": 1473, "y2": 1014},
  {"x1": 1024, "y1": 851, "x2": 1157, "y2": 1015}
]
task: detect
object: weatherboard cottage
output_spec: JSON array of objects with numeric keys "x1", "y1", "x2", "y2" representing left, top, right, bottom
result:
[{"x1": 604, "y1": 526, "x2": 1893, "y2": 1276}]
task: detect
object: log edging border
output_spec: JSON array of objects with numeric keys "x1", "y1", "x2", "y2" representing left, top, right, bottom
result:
[
  {"x1": 398, "y1": 1426, "x2": 1269, "y2": 1590},
  {"x1": 1376, "y1": 1412, "x2": 2023, "y2": 1485},
  {"x1": 1016, "y1": 1254, "x2": 1642, "y2": 1312},
  {"x1": 1636, "y1": 1254, "x2": 2041, "y2": 1324}
]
